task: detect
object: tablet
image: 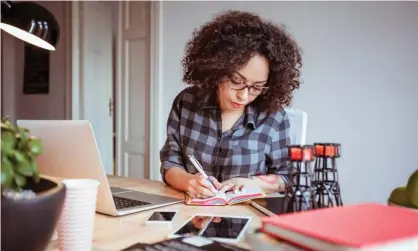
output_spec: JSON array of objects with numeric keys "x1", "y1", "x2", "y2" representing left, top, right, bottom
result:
[
  {"x1": 250, "y1": 194, "x2": 294, "y2": 216},
  {"x1": 169, "y1": 214, "x2": 253, "y2": 243}
]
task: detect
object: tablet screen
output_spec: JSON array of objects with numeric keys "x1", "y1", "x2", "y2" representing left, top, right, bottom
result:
[
  {"x1": 173, "y1": 215, "x2": 213, "y2": 236},
  {"x1": 171, "y1": 215, "x2": 252, "y2": 242},
  {"x1": 250, "y1": 196, "x2": 294, "y2": 216},
  {"x1": 200, "y1": 216, "x2": 250, "y2": 239}
]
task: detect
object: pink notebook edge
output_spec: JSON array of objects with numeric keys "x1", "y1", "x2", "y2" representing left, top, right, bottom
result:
[{"x1": 189, "y1": 191, "x2": 264, "y2": 205}]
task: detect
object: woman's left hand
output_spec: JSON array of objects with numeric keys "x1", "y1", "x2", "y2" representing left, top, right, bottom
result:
[{"x1": 218, "y1": 178, "x2": 246, "y2": 193}]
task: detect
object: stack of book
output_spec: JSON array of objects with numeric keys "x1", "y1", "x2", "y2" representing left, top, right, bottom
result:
[{"x1": 246, "y1": 203, "x2": 418, "y2": 251}]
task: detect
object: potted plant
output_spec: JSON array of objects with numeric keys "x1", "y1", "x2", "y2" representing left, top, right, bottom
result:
[
  {"x1": 388, "y1": 169, "x2": 418, "y2": 211},
  {"x1": 1, "y1": 118, "x2": 66, "y2": 251}
]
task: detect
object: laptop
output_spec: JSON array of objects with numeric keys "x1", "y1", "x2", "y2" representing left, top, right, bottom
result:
[{"x1": 16, "y1": 120, "x2": 183, "y2": 217}]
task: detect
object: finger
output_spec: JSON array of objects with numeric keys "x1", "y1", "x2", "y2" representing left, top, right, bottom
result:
[
  {"x1": 197, "y1": 177, "x2": 218, "y2": 194},
  {"x1": 208, "y1": 176, "x2": 222, "y2": 189},
  {"x1": 187, "y1": 179, "x2": 199, "y2": 196},
  {"x1": 196, "y1": 185, "x2": 216, "y2": 197},
  {"x1": 239, "y1": 185, "x2": 246, "y2": 192},
  {"x1": 187, "y1": 186, "x2": 200, "y2": 198},
  {"x1": 196, "y1": 217, "x2": 209, "y2": 229},
  {"x1": 213, "y1": 217, "x2": 221, "y2": 223},
  {"x1": 192, "y1": 217, "x2": 201, "y2": 225},
  {"x1": 219, "y1": 183, "x2": 235, "y2": 193},
  {"x1": 191, "y1": 179, "x2": 215, "y2": 197},
  {"x1": 201, "y1": 217, "x2": 212, "y2": 227},
  {"x1": 185, "y1": 197, "x2": 194, "y2": 204},
  {"x1": 233, "y1": 185, "x2": 245, "y2": 194},
  {"x1": 189, "y1": 179, "x2": 210, "y2": 197}
]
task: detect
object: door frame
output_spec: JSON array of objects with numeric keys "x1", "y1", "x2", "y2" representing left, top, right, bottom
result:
[{"x1": 67, "y1": 1, "x2": 163, "y2": 181}]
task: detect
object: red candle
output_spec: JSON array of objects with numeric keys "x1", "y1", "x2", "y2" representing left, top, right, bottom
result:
[
  {"x1": 325, "y1": 144, "x2": 335, "y2": 157},
  {"x1": 290, "y1": 146, "x2": 303, "y2": 161},
  {"x1": 314, "y1": 143, "x2": 325, "y2": 157},
  {"x1": 302, "y1": 146, "x2": 314, "y2": 161}
]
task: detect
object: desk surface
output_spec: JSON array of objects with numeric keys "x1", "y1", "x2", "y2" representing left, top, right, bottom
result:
[{"x1": 47, "y1": 176, "x2": 264, "y2": 250}]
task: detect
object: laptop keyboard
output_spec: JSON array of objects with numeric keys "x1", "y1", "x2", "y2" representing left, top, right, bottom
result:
[{"x1": 113, "y1": 196, "x2": 151, "y2": 210}]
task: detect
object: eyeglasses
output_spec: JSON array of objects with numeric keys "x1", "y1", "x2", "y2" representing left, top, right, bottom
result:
[{"x1": 226, "y1": 74, "x2": 269, "y2": 96}]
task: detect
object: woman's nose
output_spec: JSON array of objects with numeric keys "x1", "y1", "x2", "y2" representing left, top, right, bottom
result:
[{"x1": 236, "y1": 87, "x2": 249, "y2": 101}]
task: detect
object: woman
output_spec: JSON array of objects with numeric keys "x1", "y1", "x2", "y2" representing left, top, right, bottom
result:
[{"x1": 160, "y1": 10, "x2": 302, "y2": 199}]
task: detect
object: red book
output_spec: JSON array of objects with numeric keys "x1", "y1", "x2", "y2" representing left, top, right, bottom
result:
[{"x1": 261, "y1": 203, "x2": 418, "y2": 251}]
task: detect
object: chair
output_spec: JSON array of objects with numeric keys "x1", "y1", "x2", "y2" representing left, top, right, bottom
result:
[{"x1": 284, "y1": 108, "x2": 308, "y2": 145}]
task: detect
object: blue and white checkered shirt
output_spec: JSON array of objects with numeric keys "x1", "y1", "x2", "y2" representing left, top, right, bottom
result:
[{"x1": 160, "y1": 86, "x2": 290, "y2": 183}]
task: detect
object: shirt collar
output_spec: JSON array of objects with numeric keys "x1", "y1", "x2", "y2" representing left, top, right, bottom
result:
[
  {"x1": 244, "y1": 105, "x2": 256, "y2": 130},
  {"x1": 199, "y1": 91, "x2": 257, "y2": 130},
  {"x1": 199, "y1": 90, "x2": 218, "y2": 109}
]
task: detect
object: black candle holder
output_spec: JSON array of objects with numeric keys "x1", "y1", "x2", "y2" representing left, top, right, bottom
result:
[
  {"x1": 284, "y1": 145, "x2": 315, "y2": 212},
  {"x1": 311, "y1": 143, "x2": 343, "y2": 208}
]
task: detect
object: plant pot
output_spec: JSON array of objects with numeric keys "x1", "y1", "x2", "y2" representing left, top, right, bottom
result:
[{"x1": 1, "y1": 175, "x2": 66, "y2": 251}]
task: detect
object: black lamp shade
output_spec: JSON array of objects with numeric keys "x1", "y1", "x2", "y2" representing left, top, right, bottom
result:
[{"x1": 0, "y1": 1, "x2": 59, "y2": 51}]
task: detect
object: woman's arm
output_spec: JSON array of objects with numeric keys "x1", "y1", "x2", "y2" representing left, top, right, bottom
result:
[
  {"x1": 164, "y1": 167, "x2": 194, "y2": 192},
  {"x1": 223, "y1": 174, "x2": 286, "y2": 194},
  {"x1": 159, "y1": 93, "x2": 220, "y2": 197},
  {"x1": 159, "y1": 94, "x2": 189, "y2": 189}
]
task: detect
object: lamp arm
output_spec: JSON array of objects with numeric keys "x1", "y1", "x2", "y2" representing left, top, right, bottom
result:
[{"x1": 1, "y1": 1, "x2": 12, "y2": 16}]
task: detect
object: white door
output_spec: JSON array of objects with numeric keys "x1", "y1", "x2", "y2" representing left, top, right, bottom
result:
[
  {"x1": 116, "y1": 1, "x2": 150, "y2": 178},
  {"x1": 74, "y1": 2, "x2": 114, "y2": 175}
]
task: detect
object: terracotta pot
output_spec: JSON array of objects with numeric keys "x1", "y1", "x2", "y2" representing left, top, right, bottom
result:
[{"x1": 1, "y1": 175, "x2": 66, "y2": 251}]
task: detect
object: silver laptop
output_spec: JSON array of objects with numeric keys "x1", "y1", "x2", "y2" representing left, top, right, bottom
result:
[{"x1": 16, "y1": 120, "x2": 182, "y2": 216}]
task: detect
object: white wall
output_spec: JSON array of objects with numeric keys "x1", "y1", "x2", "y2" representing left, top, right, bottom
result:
[
  {"x1": 160, "y1": 1, "x2": 418, "y2": 204},
  {"x1": 1, "y1": 1, "x2": 69, "y2": 122},
  {"x1": 2, "y1": 1, "x2": 417, "y2": 205}
]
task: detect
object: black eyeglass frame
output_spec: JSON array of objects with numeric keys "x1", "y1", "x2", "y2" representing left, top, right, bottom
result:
[{"x1": 226, "y1": 72, "x2": 270, "y2": 96}]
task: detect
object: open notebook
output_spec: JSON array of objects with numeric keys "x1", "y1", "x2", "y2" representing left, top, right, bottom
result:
[{"x1": 187, "y1": 187, "x2": 265, "y2": 206}]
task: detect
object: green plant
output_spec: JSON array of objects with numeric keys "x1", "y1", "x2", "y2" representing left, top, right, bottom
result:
[
  {"x1": 406, "y1": 169, "x2": 418, "y2": 207},
  {"x1": 389, "y1": 169, "x2": 418, "y2": 209},
  {"x1": 1, "y1": 117, "x2": 41, "y2": 192}
]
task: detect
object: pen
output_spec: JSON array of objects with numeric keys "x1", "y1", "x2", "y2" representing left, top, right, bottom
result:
[{"x1": 187, "y1": 155, "x2": 218, "y2": 191}]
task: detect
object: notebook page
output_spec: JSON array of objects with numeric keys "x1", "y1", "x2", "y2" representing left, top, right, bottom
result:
[{"x1": 225, "y1": 186, "x2": 264, "y2": 203}]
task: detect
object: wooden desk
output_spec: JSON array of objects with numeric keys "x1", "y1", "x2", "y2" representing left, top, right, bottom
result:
[{"x1": 47, "y1": 176, "x2": 264, "y2": 250}]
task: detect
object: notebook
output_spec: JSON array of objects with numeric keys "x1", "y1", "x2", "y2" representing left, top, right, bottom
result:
[
  {"x1": 261, "y1": 203, "x2": 418, "y2": 251},
  {"x1": 186, "y1": 187, "x2": 265, "y2": 206}
]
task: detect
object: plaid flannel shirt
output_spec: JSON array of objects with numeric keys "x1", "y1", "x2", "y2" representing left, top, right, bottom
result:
[{"x1": 160, "y1": 86, "x2": 290, "y2": 183}]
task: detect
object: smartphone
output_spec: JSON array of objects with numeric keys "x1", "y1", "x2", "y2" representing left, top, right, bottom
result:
[{"x1": 145, "y1": 211, "x2": 177, "y2": 226}]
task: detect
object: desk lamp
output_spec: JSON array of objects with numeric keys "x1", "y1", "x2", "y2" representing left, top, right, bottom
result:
[{"x1": 0, "y1": 0, "x2": 59, "y2": 50}]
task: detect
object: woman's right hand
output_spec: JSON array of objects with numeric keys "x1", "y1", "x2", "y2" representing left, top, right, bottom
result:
[{"x1": 186, "y1": 173, "x2": 221, "y2": 198}]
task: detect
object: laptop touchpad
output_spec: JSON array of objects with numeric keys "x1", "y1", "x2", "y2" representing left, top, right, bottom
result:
[{"x1": 110, "y1": 187, "x2": 132, "y2": 194}]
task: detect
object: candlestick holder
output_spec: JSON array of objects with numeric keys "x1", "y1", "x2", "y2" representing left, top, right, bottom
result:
[
  {"x1": 311, "y1": 143, "x2": 343, "y2": 208},
  {"x1": 284, "y1": 145, "x2": 315, "y2": 212}
]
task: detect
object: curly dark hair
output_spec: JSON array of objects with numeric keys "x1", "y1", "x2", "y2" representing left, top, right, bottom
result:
[{"x1": 182, "y1": 10, "x2": 302, "y2": 112}]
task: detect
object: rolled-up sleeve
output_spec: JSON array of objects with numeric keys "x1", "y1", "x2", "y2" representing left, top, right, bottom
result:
[
  {"x1": 266, "y1": 112, "x2": 291, "y2": 185},
  {"x1": 159, "y1": 95, "x2": 186, "y2": 182}
]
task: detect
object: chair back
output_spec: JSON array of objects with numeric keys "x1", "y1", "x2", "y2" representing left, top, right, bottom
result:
[{"x1": 284, "y1": 108, "x2": 308, "y2": 145}]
